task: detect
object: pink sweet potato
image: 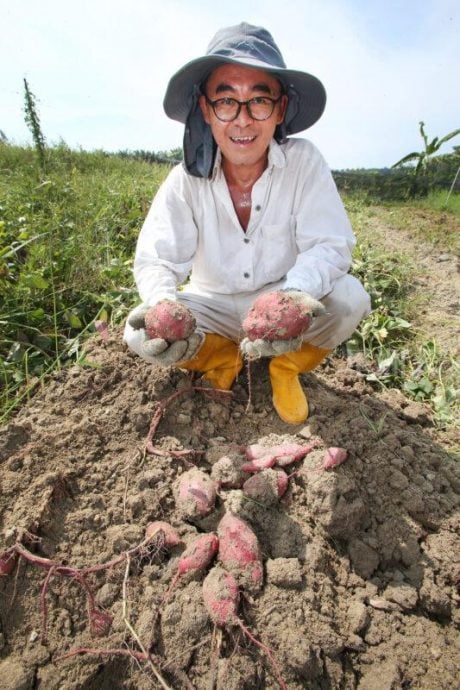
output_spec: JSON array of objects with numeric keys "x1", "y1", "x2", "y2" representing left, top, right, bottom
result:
[
  {"x1": 245, "y1": 443, "x2": 270, "y2": 460},
  {"x1": 272, "y1": 441, "x2": 321, "y2": 467},
  {"x1": 241, "y1": 454, "x2": 276, "y2": 473},
  {"x1": 323, "y1": 447, "x2": 348, "y2": 470},
  {"x1": 175, "y1": 533, "x2": 219, "y2": 578},
  {"x1": 144, "y1": 300, "x2": 196, "y2": 342},
  {"x1": 242, "y1": 291, "x2": 312, "y2": 341},
  {"x1": 217, "y1": 513, "x2": 263, "y2": 591},
  {"x1": 176, "y1": 468, "x2": 217, "y2": 520},
  {"x1": 145, "y1": 521, "x2": 182, "y2": 548},
  {"x1": 246, "y1": 441, "x2": 319, "y2": 465},
  {"x1": 243, "y1": 469, "x2": 289, "y2": 504},
  {"x1": 202, "y1": 565, "x2": 239, "y2": 626},
  {"x1": 202, "y1": 566, "x2": 289, "y2": 690},
  {"x1": 163, "y1": 533, "x2": 219, "y2": 606}
]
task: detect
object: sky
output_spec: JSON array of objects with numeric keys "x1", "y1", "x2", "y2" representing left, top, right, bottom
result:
[{"x1": 1, "y1": 0, "x2": 459, "y2": 170}]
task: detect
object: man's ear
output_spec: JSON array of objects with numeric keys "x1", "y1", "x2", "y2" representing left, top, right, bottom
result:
[
  {"x1": 199, "y1": 95, "x2": 211, "y2": 124},
  {"x1": 276, "y1": 94, "x2": 289, "y2": 125}
]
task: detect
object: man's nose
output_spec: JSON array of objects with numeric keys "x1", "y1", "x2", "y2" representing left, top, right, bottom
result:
[{"x1": 234, "y1": 102, "x2": 254, "y2": 125}]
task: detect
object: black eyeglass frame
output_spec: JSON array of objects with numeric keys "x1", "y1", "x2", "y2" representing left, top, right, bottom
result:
[{"x1": 205, "y1": 95, "x2": 283, "y2": 122}]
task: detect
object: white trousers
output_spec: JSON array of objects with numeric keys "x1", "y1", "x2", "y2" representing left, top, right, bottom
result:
[{"x1": 124, "y1": 274, "x2": 371, "y2": 362}]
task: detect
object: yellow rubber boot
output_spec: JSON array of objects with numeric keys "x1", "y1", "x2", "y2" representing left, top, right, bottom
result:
[
  {"x1": 177, "y1": 333, "x2": 243, "y2": 390},
  {"x1": 269, "y1": 343, "x2": 331, "y2": 424}
]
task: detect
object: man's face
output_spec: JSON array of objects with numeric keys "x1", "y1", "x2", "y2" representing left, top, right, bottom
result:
[{"x1": 199, "y1": 64, "x2": 287, "y2": 174}]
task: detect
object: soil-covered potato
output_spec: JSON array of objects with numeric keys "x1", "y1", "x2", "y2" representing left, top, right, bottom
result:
[
  {"x1": 243, "y1": 291, "x2": 312, "y2": 341},
  {"x1": 144, "y1": 300, "x2": 196, "y2": 341}
]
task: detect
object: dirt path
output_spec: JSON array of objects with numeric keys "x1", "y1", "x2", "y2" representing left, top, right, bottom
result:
[
  {"x1": 358, "y1": 205, "x2": 460, "y2": 358},
  {"x1": 0, "y1": 207, "x2": 459, "y2": 690}
]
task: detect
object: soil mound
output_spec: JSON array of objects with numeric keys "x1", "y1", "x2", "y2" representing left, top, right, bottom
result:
[{"x1": 0, "y1": 328, "x2": 458, "y2": 689}]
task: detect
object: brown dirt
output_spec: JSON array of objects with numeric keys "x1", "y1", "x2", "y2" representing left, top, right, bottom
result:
[
  {"x1": 360, "y1": 206, "x2": 460, "y2": 359},
  {"x1": 0, "y1": 209, "x2": 459, "y2": 690}
]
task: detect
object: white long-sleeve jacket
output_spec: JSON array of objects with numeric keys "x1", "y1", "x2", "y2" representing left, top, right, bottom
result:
[{"x1": 133, "y1": 138, "x2": 355, "y2": 305}]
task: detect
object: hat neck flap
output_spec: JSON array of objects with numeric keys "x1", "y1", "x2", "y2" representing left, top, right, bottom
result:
[{"x1": 183, "y1": 86, "x2": 217, "y2": 178}]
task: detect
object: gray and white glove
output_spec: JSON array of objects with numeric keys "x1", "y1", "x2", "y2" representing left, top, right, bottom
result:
[
  {"x1": 127, "y1": 302, "x2": 204, "y2": 367},
  {"x1": 240, "y1": 289, "x2": 325, "y2": 359}
]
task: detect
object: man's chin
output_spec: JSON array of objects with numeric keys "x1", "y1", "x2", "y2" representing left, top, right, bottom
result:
[{"x1": 221, "y1": 147, "x2": 267, "y2": 170}]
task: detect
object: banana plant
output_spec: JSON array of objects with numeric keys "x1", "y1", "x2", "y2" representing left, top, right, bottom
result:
[{"x1": 393, "y1": 121, "x2": 460, "y2": 196}]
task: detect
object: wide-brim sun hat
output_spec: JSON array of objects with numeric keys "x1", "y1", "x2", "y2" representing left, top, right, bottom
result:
[{"x1": 164, "y1": 22, "x2": 327, "y2": 135}]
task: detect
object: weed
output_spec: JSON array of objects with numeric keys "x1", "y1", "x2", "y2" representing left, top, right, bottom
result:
[
  {"x1": 23, "y1": 79, "x2": 47, "y2": 175},
  {"x1": 359, "y1": 405, "x2": 389, "y2": 438},
  {"x1": 347, "y1": 203, "x2": 459, "y2": 429},
  {"x1": 0, "y1": 143, "x2": 169, "y2": 419}
]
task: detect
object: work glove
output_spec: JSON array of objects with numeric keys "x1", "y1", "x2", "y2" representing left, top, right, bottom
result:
[
  {"x1": 240, "y1": 289, "x2": 325, "y2": 359},
  {"x1": 127, "y1": 302, "x2": 204, "y2": 366}
]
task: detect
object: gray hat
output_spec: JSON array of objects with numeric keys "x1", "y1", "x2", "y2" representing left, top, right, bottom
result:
[{"x1": 163, "y1": 22, "x2": 326, "y2": 177}]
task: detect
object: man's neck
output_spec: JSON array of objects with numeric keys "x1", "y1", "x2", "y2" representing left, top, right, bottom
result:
[{"x1": 221, "y1": 154, "x2": 268, "y2": 191}]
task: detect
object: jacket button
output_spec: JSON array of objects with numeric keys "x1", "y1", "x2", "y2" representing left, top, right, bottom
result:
[
  {"x1": 244, "y1": 238, "x2": 250, "y2": 244},
  {"x1": 243, "y1": 272, "x2": 250, "y2": 278},
  {"x1": 255, "y1": 205, "x2": 261, "y2": 211}
]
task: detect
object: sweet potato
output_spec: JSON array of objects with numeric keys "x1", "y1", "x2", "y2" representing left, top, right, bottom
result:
[
  {"x1": 323, "y1": 447, "x2": 348, "y2": 470},
  {"x1": 243, "y1": 468, "x2": 289, "y2": 504},
  {"x1": 275, "y1": 441, "x2": 320, "y2": 466},
  {"x1": 245, "y1": 441, "x2": 320, "y2": 468},
  {"x1": 145, "y1": 521, "x2": 182, "y2": 548},
  {"x1": 163, "y1": 533, "x2": 219, "y2": 606},
  {"x1": 245, "y1": 443, "x2": 270, "y2": 460},
  {"x1": 176, "y1": 468, "x2": 217, "y2": 520},
  {"x1": 175, "y1": 533, "x2": 219, "y2": 578},
  {"x1": 241, "y1": 454, "x2": 276, "y2": 473},
  {"x1": 242, "y1": 291, "x2": 312, "y2": 341},
  {"x1": 210, "y1": 453, "x2": 247, "y2": 489},
  {"x1": 203, "y1": 566, "x2": 289, "y2": 690},
  {"x1": 217, "y1": 513, "x2": 263, "y2": 591},
  {"x1": 144, "y1": 300, "x2": 196, "y2": 342},
  {"x1": 202, "y1": 565, "x2": 239, "y2": 627}
]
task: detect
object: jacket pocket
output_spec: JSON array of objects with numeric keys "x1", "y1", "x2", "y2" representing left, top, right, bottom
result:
[{"x1": 261, "y1": 218, "x2": 297, "y2": 283}]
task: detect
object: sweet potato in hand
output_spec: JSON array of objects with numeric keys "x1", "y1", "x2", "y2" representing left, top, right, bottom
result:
[{"x1": 144, "y1": 300, "x2": 196, "y2": 342}]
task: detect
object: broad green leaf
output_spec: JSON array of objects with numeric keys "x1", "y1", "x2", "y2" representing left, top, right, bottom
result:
[
  {"x1": 392, "y1": 152, "x2": 419, "y2": 168},
  {"x1": 26, "y1": 274, "x2": 49, "y2": 289},
  {"x1": 66, "y1": 312, "x2": 82, "y2": 329},
  {"x1": 33, "y1": 334, "x2": 52, "y2": 350},
  {"x1": 437, "y1": 128, "x2": 460, "y2": 147},
  {"x1": 98, "y1": 307, "x2": 109, "y2": 322}
]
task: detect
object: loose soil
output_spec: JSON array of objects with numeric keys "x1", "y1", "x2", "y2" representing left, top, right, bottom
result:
[{"x1": 0, "y1": 210, "x2": 459, "y2": 690}]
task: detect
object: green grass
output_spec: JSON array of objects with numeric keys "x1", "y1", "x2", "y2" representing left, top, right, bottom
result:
[
  {"x1": 0, "y1": 143, "x2": 169, "y2": 419},
  {"x1": 418, "y1": 189, "x2": 460, "y2": 214}
]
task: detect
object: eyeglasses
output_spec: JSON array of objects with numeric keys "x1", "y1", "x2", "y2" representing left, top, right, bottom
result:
[{"x1": 205, "y1": 95, "x2": 282, "y2": 122}]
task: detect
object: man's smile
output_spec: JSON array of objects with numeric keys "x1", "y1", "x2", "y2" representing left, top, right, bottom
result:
[{"x1": 229, "y1": 135, "x2": 257, "y2": 145}]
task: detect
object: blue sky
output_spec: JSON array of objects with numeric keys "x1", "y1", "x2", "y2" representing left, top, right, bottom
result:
[{"x1": 2, "y1": 0, "x2": 459, "y2": 169}]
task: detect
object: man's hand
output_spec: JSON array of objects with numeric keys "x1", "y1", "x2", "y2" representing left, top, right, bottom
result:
[
  {"x1": 127, "y1": 302, "x2": 204, "y2": 366},
  {"x1": 240, "y1": 289, "x2": 325, "y2": 359}
]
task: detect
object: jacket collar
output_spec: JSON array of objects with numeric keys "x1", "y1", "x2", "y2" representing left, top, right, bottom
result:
[{"x1": 211, "y1": 138, "x2": 286, "y2": 182}]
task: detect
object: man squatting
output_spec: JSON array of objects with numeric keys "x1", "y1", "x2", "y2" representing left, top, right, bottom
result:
[{"x1": 124, "y1": 22, "x2": 371, "y2": 425}]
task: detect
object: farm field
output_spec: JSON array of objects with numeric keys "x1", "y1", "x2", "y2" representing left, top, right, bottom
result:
[{"x1": 0, "y1": 147, "x2": 459, "y2": 689}]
